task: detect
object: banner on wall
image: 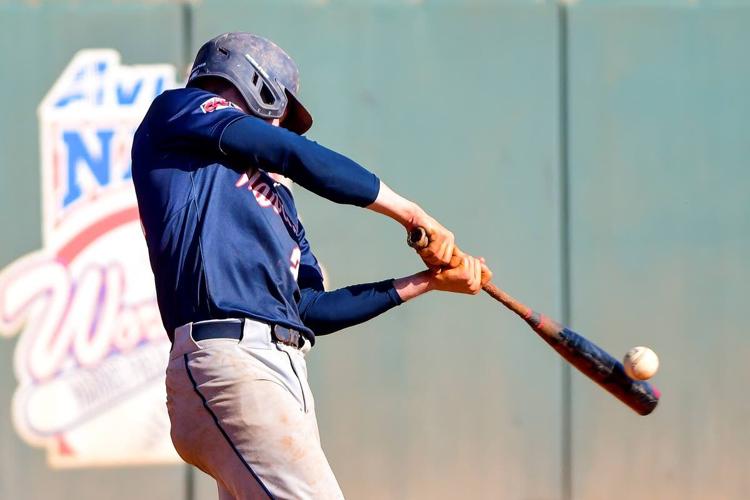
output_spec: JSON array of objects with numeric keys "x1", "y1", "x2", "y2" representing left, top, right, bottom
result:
[{"x1": 0, "y1": 50, "x2": 180, "y2": 467}]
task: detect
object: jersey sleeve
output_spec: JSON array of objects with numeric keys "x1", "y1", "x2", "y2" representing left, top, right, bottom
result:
[
  {"x1": 220, "y1": 115, "x2": 381, "y2": 207},
  {"x1": 298, "y1": 280, "x2": 403, "y2": 336},
  {"x1": 147, "y1": 88, "x2": 247, "y2": 153}
]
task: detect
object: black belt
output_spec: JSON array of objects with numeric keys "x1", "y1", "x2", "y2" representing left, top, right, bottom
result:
[{"x1": 191, "y1": 319, "x2": 305, "y2": 349}]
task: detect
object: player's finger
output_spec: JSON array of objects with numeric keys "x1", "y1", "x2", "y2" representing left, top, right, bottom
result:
[
  {"x1": 442, "y1": 239, "x2": 455, "y2": 267},
  {"x1": 437, "y1": 238, "x2": 449, "y2": 263},
  {"x1": 417, "y1": 246, "x2": 432, "y2": 264},
  {"x1": 418, "y1": 242, "x2": 441, "y2": 267},
  {"x1": 473, "y1": 257, "x2": 483, "y2": 291},
  {"x1": 480, "y1": 262, "x2": 493, "y2": 285},
  {"x1": 435, "y1": 239, "x2": 450, "y2": 267},
  {"x1": 466, "y1": 257, "x2": 477, "y2": 292},
  {"x1": 466, "y1": 256, "x2": 477, "y2": 290}
]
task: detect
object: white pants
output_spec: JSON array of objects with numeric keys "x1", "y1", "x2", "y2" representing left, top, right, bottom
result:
[{"x1": 166, "y1": 319, "x2": 344, "y2": 500}]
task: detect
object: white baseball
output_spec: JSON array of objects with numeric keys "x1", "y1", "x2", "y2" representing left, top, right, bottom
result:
[{"x1": 623, "y1": 346, "x2": 659, "y2": 380}]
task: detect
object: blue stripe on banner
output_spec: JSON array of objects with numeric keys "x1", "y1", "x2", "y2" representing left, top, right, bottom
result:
[{"x1": 183, "y1": 354, "x2": 276, "y2": 500}]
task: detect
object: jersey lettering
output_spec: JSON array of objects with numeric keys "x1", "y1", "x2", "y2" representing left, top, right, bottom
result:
[
  {"x1": 289, "y1": 247, "x2": 301, "y2": 280},
  {"x1": 235, "y1": 171, "x2": 297, "y2": 231}
]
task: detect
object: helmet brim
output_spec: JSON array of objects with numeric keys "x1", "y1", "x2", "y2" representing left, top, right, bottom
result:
[{"x1": 282, "y1": 89, "x2": 312, "y2": 135}]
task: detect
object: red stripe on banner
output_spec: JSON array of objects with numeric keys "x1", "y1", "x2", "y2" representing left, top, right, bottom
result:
[
  {"x1": 57, "y1": 436, "x2": 74, "y2": 456},
  {"x1": 56, "y1": 207, "x2": 140, "y2": 265}
]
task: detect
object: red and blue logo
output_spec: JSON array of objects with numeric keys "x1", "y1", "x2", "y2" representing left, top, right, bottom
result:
[{"x1": 0, "y1": 50, "x2": 179, "y2": 467}]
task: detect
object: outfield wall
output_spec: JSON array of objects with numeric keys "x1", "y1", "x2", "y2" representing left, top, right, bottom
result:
[{"x1": 0, "y1": 1, "x2": 748, "y2": 499}]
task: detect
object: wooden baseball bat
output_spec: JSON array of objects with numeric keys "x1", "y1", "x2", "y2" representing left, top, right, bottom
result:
[{"x1": 407, "y1": 227, "x2": 660, "y2": 416}]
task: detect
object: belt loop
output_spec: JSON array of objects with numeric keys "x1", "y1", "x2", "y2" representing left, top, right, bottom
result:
[
  {"x1": 170, "y1": 323, "x2": 198, "y2": 360},
  {"x1": 239, "y1": 318, "x2": 274, "y2": 349},
  {"x1": 300, "y1": 339, "x2": 311, "y2": 355}
]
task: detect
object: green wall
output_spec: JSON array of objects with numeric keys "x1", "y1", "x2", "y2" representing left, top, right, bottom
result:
[
  {"x1": 567, "y1": 5, "x2": 750, "y2": 499},
  {"x1": 0, "y1": 1, "x2": 748, "y2": 499}
]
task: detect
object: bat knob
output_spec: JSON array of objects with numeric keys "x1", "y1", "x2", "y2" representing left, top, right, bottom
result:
[{"x1": 407, "y1": 227, "x2": 429, "y2": 249}]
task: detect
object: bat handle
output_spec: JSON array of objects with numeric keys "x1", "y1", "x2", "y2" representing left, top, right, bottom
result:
[
  {"x1": 407, "y1": 226, "x2": 558, "y2": 334},
  {"x1": 407, "y1": 227, "x2": 430, "y2": 250}
]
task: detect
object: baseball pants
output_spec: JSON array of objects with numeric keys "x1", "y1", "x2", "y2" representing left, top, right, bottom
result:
[{"x1": 166, "y1": 319, "x2": 344, "y2": 500}]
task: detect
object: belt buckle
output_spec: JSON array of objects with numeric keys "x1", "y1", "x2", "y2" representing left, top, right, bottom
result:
[{"x1": 272, "y1": 325, "x2": 301, "y2": 348}]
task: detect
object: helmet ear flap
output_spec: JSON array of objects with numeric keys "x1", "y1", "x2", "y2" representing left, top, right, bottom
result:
[
  {"x1": 239, "y1": 53, "x2": 287, "y2": 117},
  {"x1": 247, "y1": 68, "x2": 276, "y2": 107},
  {"x1": 258, "y1": 82, "x2": 276, "y2": 106}
]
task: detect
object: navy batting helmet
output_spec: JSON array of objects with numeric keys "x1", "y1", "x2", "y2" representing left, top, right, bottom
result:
[{"x1": 187, "y1": 32, "x2": 313, "y2": 135}]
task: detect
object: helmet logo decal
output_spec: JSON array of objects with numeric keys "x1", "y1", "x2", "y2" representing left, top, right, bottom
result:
[{"x1": 244, "y1": 54, "x2": 271, "y2": 80}]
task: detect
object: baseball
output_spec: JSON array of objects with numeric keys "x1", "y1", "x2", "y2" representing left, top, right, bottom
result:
[{"x1": 623, "y1": 346, "x2": 659, "y2": 380}]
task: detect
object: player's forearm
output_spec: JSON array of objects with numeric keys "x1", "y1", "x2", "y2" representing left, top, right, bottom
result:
[
  {"x1": 366, "y1": 181, "x2": 420, "y2": 227},
  {"x1": 393, "y1": 271, "x2": 435, "y2": 302}
]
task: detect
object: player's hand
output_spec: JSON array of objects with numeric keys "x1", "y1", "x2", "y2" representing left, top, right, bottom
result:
[
  {"x1": 408, "y1": 210, "x2": 455, "y2": 268},
  {"x1": 479, "y1": 257, "x2": 493, "y2": 287},
  {"x1": 429, "y1": 254, "x2": 493, "y2": 295}
]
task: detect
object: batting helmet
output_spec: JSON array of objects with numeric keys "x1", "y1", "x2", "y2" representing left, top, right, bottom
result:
[{"x1": 187, "y1": 32, "x2": 313, "y2": 135}]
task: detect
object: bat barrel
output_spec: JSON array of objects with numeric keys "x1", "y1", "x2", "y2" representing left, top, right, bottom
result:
[
  {"x1": 521, "y1": 311, "x2": 660, "y2": 415},
  {"x1": 551, "y1": 328, "x2": 660, "y2": 416}
]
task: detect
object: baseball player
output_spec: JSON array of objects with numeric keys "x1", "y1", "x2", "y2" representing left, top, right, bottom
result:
[{"x1": 132, "y1": 32, "x2": 491, "y2": 500}]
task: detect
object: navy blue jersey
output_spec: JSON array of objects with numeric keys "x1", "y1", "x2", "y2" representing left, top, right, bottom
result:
[{"x1": 132, "y1": 88, "x2": 402, "y2": 343}]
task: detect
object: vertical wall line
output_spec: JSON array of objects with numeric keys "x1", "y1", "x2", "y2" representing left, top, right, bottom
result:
[
  {"x1": 557, "y1": 3, "x2": 573, "y2": 500},
  {"x1": 179, "y1": 4, "x2": 195, "y2": 498},
  {"x1": 181, "y1": 1, "x2": 194, "y2": 78}
]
